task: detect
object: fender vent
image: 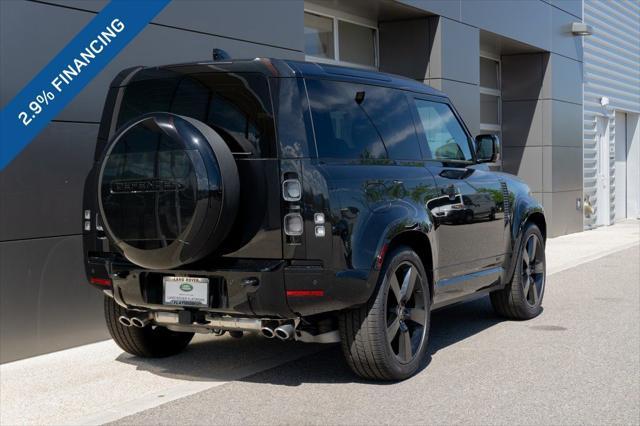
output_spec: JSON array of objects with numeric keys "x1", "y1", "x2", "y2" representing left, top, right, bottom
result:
[{"x1": 500, "y1": 181, "x2": 510, "y2": 223}]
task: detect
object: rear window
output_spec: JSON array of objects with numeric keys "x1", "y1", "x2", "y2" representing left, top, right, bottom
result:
[{"x1": 116, "y1": 71, "x2": 276, "y2": 158}]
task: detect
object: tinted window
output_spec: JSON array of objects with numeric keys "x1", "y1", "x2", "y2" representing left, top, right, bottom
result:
[
  {"x1": 359, "y1": 86, "x2": 421, "y2": 160},
  {"x1": 117, "y1": 72, "x2": 276, "y2": 158},
  {"x1": 414, "y1": 99, "x2": 472, "y2": 161},
  {"x1": 275, "y1": 78, "x2": 315, "y2": 158},
  {"x1": 306, "y1": 79, "x2": 387, "y2": 160}
]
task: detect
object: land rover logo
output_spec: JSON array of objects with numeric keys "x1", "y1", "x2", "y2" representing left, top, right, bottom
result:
[
  {"x1": 110, "y1": 179, "x2": 184, "y2": 194},
  {"x1": 180, "y1": 283, "x2": 193, "y2": 292}
]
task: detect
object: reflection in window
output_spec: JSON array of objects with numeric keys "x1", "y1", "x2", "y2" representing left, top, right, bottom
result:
[
  {"x1": 304, "y1": 10, "x2": 378, "y2": 68},
  {"x1": 414, "y1": 100, "x2": 472, "y2": 161},
  {"x1": 117, "y1": 72, "x2": 275, "y2": 158},
  {"x1": 307, "y1": 79, "x2": 387, "y2": 160},
  {"x1": 304, "y1": 12, "x2": 335, "y2": 59},
  {"x1": 338, "y1": 20, "x2": 376, "y2": 67}
]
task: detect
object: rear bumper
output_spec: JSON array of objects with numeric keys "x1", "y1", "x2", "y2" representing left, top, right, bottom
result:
[{"x1": 86, "y1": 257, "x2": 374, "y2": 318}]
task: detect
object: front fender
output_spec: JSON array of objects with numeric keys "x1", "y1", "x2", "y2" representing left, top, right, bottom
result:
[{"x1": 505, "y1": 191, "x2": 545, "y2": 282}]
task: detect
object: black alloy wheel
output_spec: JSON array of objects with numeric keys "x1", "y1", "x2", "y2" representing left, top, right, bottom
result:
[
  {"x1": 385, "y1": 261, "x2": 428, "y2": 363},
  {"x1": 521, "y1": 233, "x2": 545, "y2": 307},
  {"x1": 339, "y1": 246, "x2": 431, "y2": 380},
  {"x1": 490, "y1": 223, "x2": 546, "y2": 320}
]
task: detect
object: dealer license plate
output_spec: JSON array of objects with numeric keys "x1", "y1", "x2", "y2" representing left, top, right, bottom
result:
[{"x1": 163, "y1": 276, "x2": 209, "y2": 307}]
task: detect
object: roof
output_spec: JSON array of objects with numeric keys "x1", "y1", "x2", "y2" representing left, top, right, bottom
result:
[
  {"x1": 281, "y1": 60, "x2": 446, "y2": 97},
  {"x1": 135, "y1": 57, "x2": 446, "y2": 98}
]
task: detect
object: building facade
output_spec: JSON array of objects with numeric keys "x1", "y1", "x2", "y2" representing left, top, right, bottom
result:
[
  {"x1": 0, "y1": 0, "x2": 636, "y2": 363},
  {"x1": 582, "y1": 0, "x2": 640, "y2": 228}
]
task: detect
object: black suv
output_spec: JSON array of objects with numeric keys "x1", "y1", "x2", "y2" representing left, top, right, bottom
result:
[{"x1": 83, "y1": 58, "x2": 546, "y2": 380}]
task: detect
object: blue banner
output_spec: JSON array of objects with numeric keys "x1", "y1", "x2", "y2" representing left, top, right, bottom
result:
[{"x1": 0, "y1": 0, "x2": 171, "y2": 170}]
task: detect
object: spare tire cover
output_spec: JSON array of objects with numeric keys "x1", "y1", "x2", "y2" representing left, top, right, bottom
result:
[{"x1": 98, "y1": 112, "x2": 239, "y2": 269}]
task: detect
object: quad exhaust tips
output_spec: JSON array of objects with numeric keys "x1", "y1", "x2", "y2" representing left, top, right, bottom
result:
[{"x1": 118, "y1": 315, "x2": 149, "y2": 328}]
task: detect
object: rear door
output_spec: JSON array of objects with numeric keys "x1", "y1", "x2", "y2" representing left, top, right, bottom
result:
[{"x1": 410, "y1": 96, "x2": 506, "y2": 304}]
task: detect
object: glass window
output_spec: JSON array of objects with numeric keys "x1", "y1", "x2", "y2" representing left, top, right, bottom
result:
[
  {"x1": 306, "y1": 79, "x2": 387, "y2": 160},
  {"x1": 358, "y1": 86, "x2": 421, "y2": 160},
  {"x1": 480, "y1": 57, "x2": 499, "y2": 90},
  {"x1": 480, "y1": 94, "x2": 500, "y2": 125},
  {"x1": 304, "y1": 12, "x2": 334, "y2": 59},
  {"x1": 117, "y1": 71, "x2": 276, "y2": 158},
  {"x1": 480, "y1": 56, "x2": 501, "y2": 136},
  {"x1": 338, "y1": 20, "x2": 376, "y2": 67},
  {"x1": 413, "y1": 99, "x2": 473, "y2": 161}
]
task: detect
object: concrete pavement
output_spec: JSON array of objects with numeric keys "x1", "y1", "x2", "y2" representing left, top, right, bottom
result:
[{"x1": 1, "y1": 221, "x2": 638, "y2": 425}]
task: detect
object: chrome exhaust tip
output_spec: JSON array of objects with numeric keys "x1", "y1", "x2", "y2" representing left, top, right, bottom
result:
[
  {"x1": 130, "y1": 317, "x2": 149, "y2": 328},
  {"x1": 260, "y1": 327, "x2": 275, "y2": 339},
  {"x1": 275, "y1": 324, "x2": 295, "y2": 340},
  {"x1": 118, "y1": 316, "x2": 132, "y2": 327}
]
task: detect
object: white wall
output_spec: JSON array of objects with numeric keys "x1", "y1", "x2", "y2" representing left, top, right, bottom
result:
[{"x1": 583, "y1": 0, "x2": 640, "y2": 228}]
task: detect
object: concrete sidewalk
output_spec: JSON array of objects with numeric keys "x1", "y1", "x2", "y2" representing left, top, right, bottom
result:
[
  {"x1": 1, "y1": 221, "x2": 638, "y2": 426},
  {"x1": 545, "y1": 220, "x2": 639, "y2": 275}
]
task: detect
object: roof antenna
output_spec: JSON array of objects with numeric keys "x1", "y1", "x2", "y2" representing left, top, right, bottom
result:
[{"x1": 212, "y1": 48, "x2": 231, "y2": 61}]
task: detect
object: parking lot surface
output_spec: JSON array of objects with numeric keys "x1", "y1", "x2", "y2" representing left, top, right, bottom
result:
[{"x1": 1, "y1": 222, "x2": 638, "y2": 425}]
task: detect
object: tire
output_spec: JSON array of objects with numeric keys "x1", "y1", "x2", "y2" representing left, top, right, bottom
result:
[
  {"x1": 339, "y1": 246, "x2": 431, "y2": 381},
  {"x1": 104, "y1": 296, "x2": 194, "y2": 357},
  {"x1": 490, "y1": 223, "x2": 546, "y2": 320}
]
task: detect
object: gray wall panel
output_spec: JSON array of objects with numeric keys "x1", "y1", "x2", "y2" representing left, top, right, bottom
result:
[
  {"x1": 542, "y1": 190, "x2": 583, "y2": 236},
  {"x1": 546, "y1": 0, "x2": 582, "y2": 19},
  {"x1": 379, "y1": 19, "x2": 430, "y2": 80},
  {"x1": 0, "y1": 236, "x2": 107, "y2": 363},
  {"x1": 460, "y1": 0, "x2": 552, "y2": 52},
  {"x1": 502, "y1": 100, "x2": 543, "y2": 148},
  {"x1": 544, "y1": 100, "x2": 583, "y2": 148},
  {"x1": 550, "y1": 5, "x2": 583, "y2": 61},
  {"x1": 1, "y1": 1, "x2": 303, "y2": 121},
  {"x1": 50, "y1": 0, "x2": 303, "y2": 51},
  {"x1": 397, "y1": 0, "x2": 461, "y2": 20},
  {"x1": 0, "y1": 122, "x2": 97, "y2": 241},
  {"x1": 503, "y1": 146, "x2": 543, "y2": 193},
  {"x1": 543, "y1": 53, "x2": 582, "y2": 104},
  {"x1": 502, "y1": 53, "x2": 546, "y2": 101},
  {"x1": 0, "y1": 1, "x2": 93, "y2": 108},
  {"x1": 428, "y1": 17, "x2": 479, "y2": 85},
  {"x1": 543, "y1": 146, "x2": 583, "y2": 192}
]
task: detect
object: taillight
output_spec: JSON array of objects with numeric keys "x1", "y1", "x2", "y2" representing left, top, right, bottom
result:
[
  {"x1": 282, "y1": 179, "x2": 302, "y2": 201},
  {"x1": 284, "y1": 213, "x2": 304, "y2": 236}
]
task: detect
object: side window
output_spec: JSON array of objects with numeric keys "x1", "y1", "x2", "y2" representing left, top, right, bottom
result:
[
  {"x1": 413, "y1": 99, "x2": 473, "y2": 161},
  {"x1": 360, "y1": 87, "x2": 421, "y2": 160},
  {"x1": 306, "y1": 79, "x2": 387, "y2": 160}
]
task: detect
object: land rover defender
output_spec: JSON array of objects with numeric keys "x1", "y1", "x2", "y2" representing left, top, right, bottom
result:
[{"x1": 82, "y1": 58, "x2": 546, "y2": 380}]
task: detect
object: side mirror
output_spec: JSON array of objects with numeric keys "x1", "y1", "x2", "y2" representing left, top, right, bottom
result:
[{"x1": 475, "y1": 134, "x2": 500, "y2": 163}]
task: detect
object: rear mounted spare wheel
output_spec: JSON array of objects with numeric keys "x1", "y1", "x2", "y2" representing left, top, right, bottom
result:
[{"x1": 98, "y1": 113, "x2": 239, "y2": 269}]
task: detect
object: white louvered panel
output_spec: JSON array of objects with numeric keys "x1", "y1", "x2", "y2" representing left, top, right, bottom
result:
[{"x1": 583, "y1": 0, "x2": 640, "y2": 229}]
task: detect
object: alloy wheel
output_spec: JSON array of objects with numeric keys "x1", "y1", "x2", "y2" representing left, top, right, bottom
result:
[
  {"x1": 385, "y1": 261, "x2": 427, "y2": 363},
  {"x1": 521, "y1": 234, "x2": 545, "y2": 306}
]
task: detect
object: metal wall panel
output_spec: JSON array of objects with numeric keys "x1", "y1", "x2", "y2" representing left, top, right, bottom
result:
[
  {"x1": 0, "y1": 122, "x2": 97, "y2": 241},
  {"x1": 0, "y1": 236, "x2": 108, "y2": 363},
  {"x1": 1, "y1": 1, "x2": 303, "y2": 122},
  {"x1": 583, "y1": 0, "x2": 640, "y2": 228}
]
